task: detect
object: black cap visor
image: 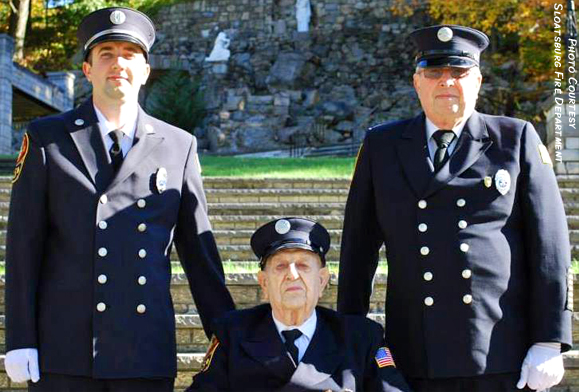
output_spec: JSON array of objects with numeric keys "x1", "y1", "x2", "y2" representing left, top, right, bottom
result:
[
  {"x1": 260, "y1": 240, "x2": 324, "y2": 269},
  {"x1": 417, "y1": 56, "x2": 478, "y2": 68},
  {"x1": 84, "y1": 33, "x2": 149, "y2": 61}
]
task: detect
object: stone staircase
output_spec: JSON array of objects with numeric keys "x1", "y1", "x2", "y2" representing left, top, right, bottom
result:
[{"x1": 0, "y1": 176, "x2": 578, "y2": 390}]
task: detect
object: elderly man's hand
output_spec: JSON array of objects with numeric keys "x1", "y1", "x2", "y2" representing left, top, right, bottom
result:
[
  {"x1": 516, "y1": 343, "x2": 564, "y2": 390},
  {"x1": 5, "y1": 348, "x2": 40, "y2": 383}
]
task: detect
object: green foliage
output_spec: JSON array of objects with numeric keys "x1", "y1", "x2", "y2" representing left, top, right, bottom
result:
[
  {"x1": 390, "y1": 0, "x2": 563, "y2": 120},
  {"x1": 2, "y1": 0, "x2": 193, "y2": 72},
  {"x1": 144, "y1": 70, "x2": 205, "y2": 134}
]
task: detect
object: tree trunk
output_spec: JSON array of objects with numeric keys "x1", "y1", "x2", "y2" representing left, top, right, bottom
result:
[{"x1": 9, "y1": 0, "x2": 31, "y2": 61}]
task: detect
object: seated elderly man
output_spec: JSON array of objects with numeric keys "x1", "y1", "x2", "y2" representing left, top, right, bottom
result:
[{"x1": 187, "y1": 217, "x2": 412, "y2": 391}]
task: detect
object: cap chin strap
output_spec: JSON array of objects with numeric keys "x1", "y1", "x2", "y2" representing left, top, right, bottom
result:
[
  {"x1": 416, "y1": 49, "x2": 478, "y2": 61},
  {"x1": 84, "y1": 28, "x2": 149, "y2": 52}
]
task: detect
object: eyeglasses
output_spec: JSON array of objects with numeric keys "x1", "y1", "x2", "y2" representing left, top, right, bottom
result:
[{"x1": 420, "y1": 67, "x2": 472, "y2": 80}]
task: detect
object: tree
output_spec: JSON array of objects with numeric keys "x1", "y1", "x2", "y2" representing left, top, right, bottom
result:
[
  {"x1": 390, "y1": 0, "x2": 562, "y2": 122},
  {"x1": 8, "y1": 0, "x2": 31, "y2": 60},
  {"x1": 144, "y1": 70, "x2": 206, "y2": 135},
  {"x1": 0, "y1": 0, "x2": 192, "y2": 71}
]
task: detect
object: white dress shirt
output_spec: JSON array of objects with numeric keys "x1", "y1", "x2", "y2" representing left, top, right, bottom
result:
[
  {"x1": 272, "y1": 310, "x2": 317, "y2": 363},
  {"x1": 94, "y1": 106, "x2": 137, "y2": 158},
  {"x1": 425, "y1": 116, "x2": 470, "y2": 162}
]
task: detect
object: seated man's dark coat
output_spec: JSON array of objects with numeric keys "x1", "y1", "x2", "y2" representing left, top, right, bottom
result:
[{"x1": 187, "y1": 304, "x2": 412, "y2": 392}]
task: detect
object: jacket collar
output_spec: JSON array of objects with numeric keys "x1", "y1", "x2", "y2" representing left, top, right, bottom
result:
[
  {"x1": 65, "y1": 98, "x2": 164, "y2": 192},
  {"x1": 395, "y1": 111, "x2": 493, "y2": 198},
  {"x1": 239, "y1": 305, "x2": 345, "y2": 387}
]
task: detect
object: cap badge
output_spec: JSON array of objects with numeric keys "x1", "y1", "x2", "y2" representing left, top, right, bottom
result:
[
  {"x1": 155, "y1": 167, "x2": 168, "y2": 194},
  {"x1": 437, "y1": 27, "x2": 453, "y2": 42},
  {"x1": 275, "y1": 219, "x2": 291, "y2": 234},
  {"x1": 494, "y1": 169, "x2": 511, "y2": 195},
  {"x1": 110, "y1": 10, "x2": 126, "y2": 25}
]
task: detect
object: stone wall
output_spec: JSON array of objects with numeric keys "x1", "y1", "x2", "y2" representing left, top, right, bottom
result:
[{"x1": 147, "y1": 0, "x2": 426, "y2": 154}]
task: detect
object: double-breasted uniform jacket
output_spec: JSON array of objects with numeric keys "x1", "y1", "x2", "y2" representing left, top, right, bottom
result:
[
  {"x1": 337, "y1": 111, "x2": 573, "y2": 379},
  {"x1": 187, "y1": 304, "x2": 412, "y2": 391},
  {"x1": 5, "y1": 98, "x2": 235, "y2": 379}
]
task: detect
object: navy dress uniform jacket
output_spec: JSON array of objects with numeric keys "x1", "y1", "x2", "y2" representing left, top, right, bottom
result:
[
  {"x1": 187, "y1": 304, "x2": 412, "y2": 391},
  {"x1": 5, "y1": 98, "x2": 235, "y2": 378},
  {"x1": 337, "y1": 111, "x2": 573, "y2": 379}
]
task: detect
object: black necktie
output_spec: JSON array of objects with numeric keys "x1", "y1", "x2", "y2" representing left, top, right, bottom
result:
[
  {"x1": 432, "y1": 130, "x2": 456, "y2": 171},
  {"x1": 282, "y1": 329, "x2": 302, "y2": 366},
  {"x1": 108, "y1": 130, "x2": 124, "y2": 172}
]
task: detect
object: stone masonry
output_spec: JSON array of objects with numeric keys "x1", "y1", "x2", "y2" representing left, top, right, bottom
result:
[
  {"x1": 0, "y1": 34, "x2": 75, "y2": 153},
  {"x1": 139, "y1": 0, "x2": 426, "y2": 154}
]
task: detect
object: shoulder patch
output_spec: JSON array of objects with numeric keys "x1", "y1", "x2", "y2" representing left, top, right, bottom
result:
[
  {"x1": 12, "y1": 133, "x2": 30, "y2": 184},
  {"x1": 200, "y1": 336, "x2": 220, "y2": 372},
  {"x1": 538, "y1": 144, "x2": 553, "y2": 166},
  {"x1": 375, "y1": 346, "x2": 396, "y2": 368}
]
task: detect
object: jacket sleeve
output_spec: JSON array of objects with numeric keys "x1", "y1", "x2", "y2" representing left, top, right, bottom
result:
[
  {"x1": 174, "y1": 136, "x2": 235, "y2": 338},
  {"x1": 364, "y1": 322, "x2": 413, "y2": 392},
  {"x1": 337, "y1": 133, "x2": 385, "y2": 315},
  {"x1": 519, "y1": 122, "x2": 572, "y2": 351},
  {"x1": 5, "y1": 126, "x2": 48, "y2": 351},
  {"x1": 186, "y1": 320, "x2": 230, "y2": 391}
]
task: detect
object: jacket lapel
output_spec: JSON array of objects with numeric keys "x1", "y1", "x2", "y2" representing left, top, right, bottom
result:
[
  {"x1": 394, "y1": 113, "x2": 434, "y2": 198},
  {"x1": 66, "y1": 99, "x2": 114, "y2": 191},
  {"x1": 424, "y1": 111, "x2": 493, "y2": 197},
  {"x1": 240, "y1": 306, "x2": 296, "y2": 382},
  {"x1": 105, "y1": 107, "x2": 164, "y2": 192},
  {"x1": 289, "y1": 308, "x2": 344, "y2": 387}
]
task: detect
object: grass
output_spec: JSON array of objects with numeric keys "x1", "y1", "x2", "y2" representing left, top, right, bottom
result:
[{"x1": 199, "y1": 156, "x2": 356, "y2": 178}]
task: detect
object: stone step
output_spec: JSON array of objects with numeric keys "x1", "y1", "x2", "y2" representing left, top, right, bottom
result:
[
  {"x1": 213, "y1": 229, "x2": 343, "y2": 245},
  {"x1": 5, "y1": 311, "x2": 579, "y2": 356},
  {"x1": 0, "y1": 174, "x2": 576, "y2": 192},
  {"x1": 207, "y1": 202, "x2": 345, "y2": 216},
  {"x1": 217, "y1": 244, "x2": 360, "y2": 262},
  {"x1": 0, "y1": 351, "x2": 579, "y2": 391},
  {"x1": 210, "y1": 215, "x2": 346, "y2": 230},
  {"x1": 557, "y1": 175, "x2": 579, "y2": 189},
  {"x1": 566, "y1": 203, "x2": 579, "y2": 216},
  {"x1": 205, "y1": 188, "x2": 349, "y2": 203},
  {"x1": 0, "y1": 272, "x2": 388, "y2": 316},
  {"x1": 0, "y1": 215, "x2": 347, "y2": 231},
  {"x1": 562, "y1": 188, "x2": 579, "y2": 202}
]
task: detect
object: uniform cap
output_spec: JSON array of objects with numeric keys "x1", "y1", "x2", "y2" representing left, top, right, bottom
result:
[
  {"x1": 410, "y1": 25, "x2": 489, "y2": 68},
  {"x1": 77, "y1": 7, "x2": 155, "y2": 61},
  {"x1": 250, "y1": 218, "x2": 331, "y2": 269}
]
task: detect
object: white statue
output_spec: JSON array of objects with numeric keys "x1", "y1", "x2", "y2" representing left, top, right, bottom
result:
[
  {"x1": 296, "y1": 0, "x2": 311, "y2": 33},
  {"x1": 205, "y1": 32, "x2": 231, "y2": 62}
]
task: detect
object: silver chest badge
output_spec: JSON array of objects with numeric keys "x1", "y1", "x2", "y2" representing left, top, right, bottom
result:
[
  {"x1": 110, "y1": 10, "x2": 126, "y2": 25},
  {"x1": 494, "y1": 169, "x2": 511, "y2": 195},
  {"x1": 275, "y1": 219, "x2": 291, "y2": 234},
  {"x1": 156, "y1": 167, "x2": 167, "y2": 194}
]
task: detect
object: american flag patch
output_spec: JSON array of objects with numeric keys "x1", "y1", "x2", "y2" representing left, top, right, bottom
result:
[{"x1": 375, "y1": 347, "x2": 395, "y2": 368}]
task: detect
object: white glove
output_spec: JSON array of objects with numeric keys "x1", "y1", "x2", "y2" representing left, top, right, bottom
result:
[
  {"x1": 517, "y1": 343, "x2": 564, "y2": 390},
  {"x1": 5, "y1": 348, "x2": 40, "y2": 383}
]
